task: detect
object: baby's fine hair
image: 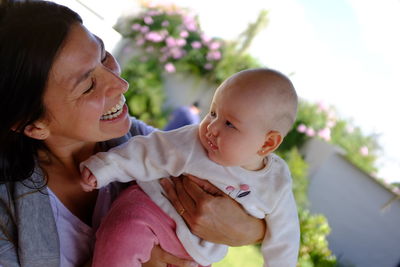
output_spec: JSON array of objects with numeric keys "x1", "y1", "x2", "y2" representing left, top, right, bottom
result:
[{"x1": 230, "y1": 68, "x2": 298, "y2": 136}]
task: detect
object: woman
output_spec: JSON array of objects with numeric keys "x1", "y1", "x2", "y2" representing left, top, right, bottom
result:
[{"x1": 0, "y1": 1, "x2": 265, "y2": 266}]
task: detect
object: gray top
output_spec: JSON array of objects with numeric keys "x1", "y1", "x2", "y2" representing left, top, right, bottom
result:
[{"x1": 0, "y1": 118, "x2": 154, "y2": 267}]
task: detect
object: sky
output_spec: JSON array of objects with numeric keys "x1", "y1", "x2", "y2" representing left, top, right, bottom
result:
[{"x1": 54, "y1": 0, "x2": 400, "y2": 184}]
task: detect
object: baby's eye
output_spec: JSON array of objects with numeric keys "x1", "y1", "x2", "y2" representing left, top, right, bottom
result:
[
  {"x1": 210, "y1": 111, "x2": 216, "y2": 117},
  {"x1": 225, "y1": 120, "x2": 236, "y2": 129}
]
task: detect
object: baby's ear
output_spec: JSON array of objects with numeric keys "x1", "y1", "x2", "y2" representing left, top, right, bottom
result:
[
  {"x1": 23, "y1": 121, "x2": 50, "y2": 140},
  {"x1": 257, "y1": 130, "x2": 283, "y2": 156}
]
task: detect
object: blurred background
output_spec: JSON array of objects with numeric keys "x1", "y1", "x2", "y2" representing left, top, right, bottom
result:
[{"x1": 50, "y1": 0, "x2": 400, "y2": 266}]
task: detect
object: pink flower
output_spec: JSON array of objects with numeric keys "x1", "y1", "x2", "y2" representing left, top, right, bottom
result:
[
  {"x1": 144, "y1": 16, "x2": 154, "y2": 25},
  {"x1": 201, "y1": 33, "x2": 211, "y2": 43},
  {"x1": 318, "y1": 128, "x2": 331, "y2": 141},
  {"x1": 239, "y1": 184, "x2": 249, "y2": 191},
  {"x1": 297, "y1": 124, "x2": 307, "y2": 133},
  {"x1": 209, "y1": 41, "x2": 220, "y2": 50},
  {"x1": 145, "y1": 32, "x2": 164, "y2": 42},
  {"x1": 225, "y1": 186, "x2": 235, "y2": 192},
  {"x1": 183, "y1": 14, "x2": 195, "y2": 24},
  {"x1": 161, "y1": 20, "x2": 170, "y2": 27},
  {"x1": 191, "y1": 41, "x2": 202, "y2": 49},
  {"x1": 183, "y1": 15, "x2": 197, "y2": 31},
  {"x1": 147, "y1": 10, "x2": 160, "y2": 16},
  {"x1": 360, "y1": 146, "x2": 369, "y2": 156},
  {"x1": 131, "y1": 23, "x2": 141, "y2": 31},
  {"x1": 170, "y1": 48, "x2": 185, "y2": 59},
  {"x1": 317, "y1": 101, "x2": 329, "y2": 112},
  {"x1": 306, "y1": 128, "x2": 315, "y2": 137},
  {"x1": 164, "y1": 63, "x2": 176, "y2": 73},
  {"x1": 140, "y1": 25, "x2": 150, "y2": 33},
  {"x1": 326, "y1": 119, "x2": 336, "y2": 128},
  {"x1": 206, "y1": 51, "x2": 221, "y2": 61},
  {"x1": 175, "y1": 38, "x2": 186, "y2": 47},
  {"x1": 135, "y1": 38, "x2": 145, "y2": 46},
  {"x1": 180, "y1": 31, "x2": 189, "y2": 38},
  {"x1": 204, "y1": 63, "x2": 213, "y2": 70},
  {"x1": 166, "y1": 37, "x2": 176, "y2": 47},
  {"x1": 185, "y1": 22, "x2": 197, "y2": 31}
]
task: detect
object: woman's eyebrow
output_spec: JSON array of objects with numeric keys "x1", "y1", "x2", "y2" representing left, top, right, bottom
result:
[
  {"x1": 73, "y1": 68, "x2": 94, "y2": 89},
  {"x1": 94, "y1": 35, "x2": 105, "y2": 57},
  {"x1": 72, "y1": 36, "x2": 105, "y2": 90}
]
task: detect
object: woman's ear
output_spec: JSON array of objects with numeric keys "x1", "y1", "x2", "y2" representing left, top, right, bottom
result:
[
  {"x1": 23, "y1": 121, "x2": 50, "y2": 140},
  {"x1": 257, "y1": 130, "x2": 283, "y2": 156}
]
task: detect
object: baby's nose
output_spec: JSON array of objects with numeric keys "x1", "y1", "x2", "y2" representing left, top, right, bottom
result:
[{"x1": 207, "y1": 123, "x2": 218, "y2": 137}]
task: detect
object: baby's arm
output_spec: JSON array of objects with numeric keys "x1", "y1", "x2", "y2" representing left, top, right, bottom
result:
[
  {"x1": 80, "y1": 127, "x2": 195, "y2": 189},
  {"x1": 261, "y1": 188, "x2": 300, "y2": 267}
]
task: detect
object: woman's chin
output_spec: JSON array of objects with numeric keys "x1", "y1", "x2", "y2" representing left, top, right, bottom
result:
[{"x1": 100, "y1": 105, "x2": 131, "y2": 138}]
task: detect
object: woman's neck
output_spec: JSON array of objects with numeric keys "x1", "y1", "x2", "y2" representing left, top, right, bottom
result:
[
  {"x1": 39, "y1": 140, "x2": 100, "y2": 225},
  {"x1": 40, "y1": 140, "x2": 98, "y2": 171}
]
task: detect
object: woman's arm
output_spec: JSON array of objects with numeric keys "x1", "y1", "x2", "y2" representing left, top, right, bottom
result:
[{"x1": 160, "y1": 175, "x2": 266, "y2": 246}]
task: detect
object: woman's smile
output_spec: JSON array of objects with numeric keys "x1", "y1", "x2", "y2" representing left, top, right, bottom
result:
[{"x1": 101, "y1": 95, "x2": 126, "y2": 121}]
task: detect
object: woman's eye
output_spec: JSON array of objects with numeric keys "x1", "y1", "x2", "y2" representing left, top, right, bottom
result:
[
  {"x1": 83, "y1": 78, "x2": 95, "y2": 94},
  {"x1": 101, "y1": 51, "x2": 109, "y2": 64}
]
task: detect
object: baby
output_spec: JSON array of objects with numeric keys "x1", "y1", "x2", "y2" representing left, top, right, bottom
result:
[{"x1": 81, "y1": 68, "x2": 300, "y2": 267}]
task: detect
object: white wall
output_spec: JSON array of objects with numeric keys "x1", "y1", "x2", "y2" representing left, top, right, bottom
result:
[
  {"x1": 162, "y1": 73, "x2": 217, "y2": 117},
  {"x1": 49, "y1": 0, "x2": 135, "y2": 54},
  {"x1": 302, "y1": 138, "x2": 400, "y2": 267}
]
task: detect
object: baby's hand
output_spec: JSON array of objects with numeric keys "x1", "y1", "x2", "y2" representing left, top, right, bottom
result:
[{"x1": 80, "y1": 167, "x2": 98, "y2": 192}]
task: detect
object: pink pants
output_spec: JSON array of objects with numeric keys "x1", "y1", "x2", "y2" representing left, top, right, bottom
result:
[{"x1": 92, "y1": 185, "x2": 209, "y2": 267}]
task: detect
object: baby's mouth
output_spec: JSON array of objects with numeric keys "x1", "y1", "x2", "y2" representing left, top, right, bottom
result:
[
  {"x1": 206, "y1": 137, "x2": 218, "y2": 150},
  {"x1": 100, "y1": 96, "x2": 126, "y2": 120}
]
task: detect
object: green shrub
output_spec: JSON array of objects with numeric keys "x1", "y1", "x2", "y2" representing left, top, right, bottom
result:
[
  {"x1": 278, "y1": 147, "x2": 309, "y2": 209},
  {"x1": 281, "y1": 100, "x2": 380, "y2": 176},
  {"x1": 297, "y1": 209, "x2": 337, "y2": 267},
  {"x1": 121, "y1": 56, "x2": 167, "y2": 128}
]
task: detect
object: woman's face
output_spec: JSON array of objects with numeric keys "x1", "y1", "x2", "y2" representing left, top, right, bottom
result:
[{"x1": 42, "y1": 23, "x2": 131, "y2": 146}]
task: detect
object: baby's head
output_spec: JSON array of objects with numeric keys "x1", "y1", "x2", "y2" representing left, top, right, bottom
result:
[
  {"x1": 199, "y1": 68, "x2": 297, "y2": 171},
  {"x1": 225, "y1": 68, "x2": 297, "y2": 136}
]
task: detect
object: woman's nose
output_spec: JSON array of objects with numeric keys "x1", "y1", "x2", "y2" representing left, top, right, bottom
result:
[{"x1": 103, "y1": 68, "x2": 129, "y2": 97}]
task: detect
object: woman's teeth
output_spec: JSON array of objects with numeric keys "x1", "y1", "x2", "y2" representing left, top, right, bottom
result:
[{"x1": 101, "y1": 96, "x2": 126, "y2": 120}]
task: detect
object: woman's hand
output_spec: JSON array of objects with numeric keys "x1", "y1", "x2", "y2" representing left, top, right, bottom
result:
[
  {"x1": 160, "y1": 175, "x2": 266, "y2": 246},
  {"x1": 142, "y1": 245, "x2": 196, "y2": 267}
]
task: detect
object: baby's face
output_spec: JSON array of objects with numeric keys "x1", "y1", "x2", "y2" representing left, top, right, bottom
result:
[{"x1": 198, "y1": 81, "x2": 270, "y2": 171}]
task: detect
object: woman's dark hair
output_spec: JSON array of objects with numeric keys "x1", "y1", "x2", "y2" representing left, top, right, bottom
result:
[{"x1": 0, "y1": 1, "x2": 82, "y2": 183}]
